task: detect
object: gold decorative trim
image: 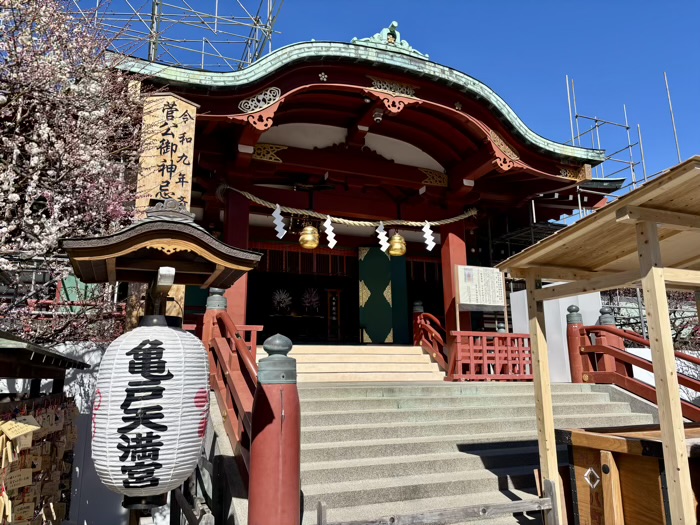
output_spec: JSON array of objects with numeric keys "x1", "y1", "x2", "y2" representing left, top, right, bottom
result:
[
  {"x1": 560, "y1": 164, "x2": 592, "y2": 181},
  {"x1": 362, "y1": 329, "x2": 372, "y2": 343},
  {"x1": 358, "y1": 247, "x2": 369, "y2": 261},
  {"x1": 419, "y1": 168, "x2": 448, "y2": 187},
  {"x1": 252, "y1": 143, "x2": 287, "y2": 163},
  {"x1": 383, "y1": 282, "x2": 392, "y2": 307},
  {"x1": 359, "y1": 280, "x2": 371, "y2": 308},
  {"x1": 489, "y1": 130, "x2": 519, "y2": 161},
  {"x1": 385, "y1": 329, "x2": 394, "y2": 344}
]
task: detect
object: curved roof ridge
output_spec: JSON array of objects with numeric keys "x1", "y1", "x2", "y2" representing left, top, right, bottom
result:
[{"x1": 113, "y1": 41, "x2": 605, "y2": 164}]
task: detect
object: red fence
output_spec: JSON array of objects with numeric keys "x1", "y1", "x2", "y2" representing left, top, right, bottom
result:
[{"x1": 448, "y1": 331, "x2": 532, "y2": 382}]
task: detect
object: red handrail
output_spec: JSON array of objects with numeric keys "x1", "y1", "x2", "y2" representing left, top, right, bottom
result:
[
  {"x1": 449, "y1": 331, "x2": 533, "y2": 382},
  {"x1": 414, "y1": 312, "x2": 448, "y2": 371},
  {"x1": 203, "y1": 308, "x2": 258, "y2": 475},
  {"x1": 569, "y1": 319, "x2": 700, "y2": 421}
]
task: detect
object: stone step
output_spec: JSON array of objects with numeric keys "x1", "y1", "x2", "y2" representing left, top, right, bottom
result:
[
  {"x1": 300, "y1": 488, "x2": 544, "y2": 525},
  {"x1": 301, "y1": 413, "x2": 653, "y2": 444},
  {"x1": 300, "y1": 445, "x2": 566, "y2": 485},
  {"x1": 300, "y1": 402, "x2": 631, "y2": 426},
  {"x1": 301, "y1": 465, "x2": 539, "y2": 511},
  {"x1": 258, "y1": 345, "x2": 424, "y2": 356},
  {"x1": 296, "y1": 362, "x2": 441, "y2": 373},
  {"x1": 297, "y1": 372, "x2": 445, "y2": 383},
  {"x1": 283, "y1": 354, "x2": 433, "y2": 363},
  {"x1": 300, "y1": 391, "x2": 612, "y2": 412},
  {"x1": 296, "y1": 382, "x2": 594, "y2": 399},
  {"x1": 300, "y1": 432, "x2": 543, "y2": 463}
]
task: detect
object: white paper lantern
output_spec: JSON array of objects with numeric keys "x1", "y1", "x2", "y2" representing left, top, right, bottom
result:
[{"x1": 92, "y1": 318, "x2": 210, "y2": 496}]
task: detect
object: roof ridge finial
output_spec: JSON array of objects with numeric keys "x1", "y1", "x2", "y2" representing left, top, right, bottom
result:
[{"x1": 351, "y1": 21, "x2": 429, "y2": 60}]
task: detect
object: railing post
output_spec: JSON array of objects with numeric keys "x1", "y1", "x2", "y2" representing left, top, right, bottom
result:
[
  {"x1": 566, "y1": 305, "x2": 585, "y2": 383},
  {"x1": 598, "y1": 306, "x2": 630, "y2": 377},
  {"x1": 412, "y1": 300, "x2": 424, "y2": 346},
  {"x1": 248, "y1": 334, "x2": 301, "y2": 525},
  {"x1": 204, "y1": 288, "x2": 226, "y2": 385}
]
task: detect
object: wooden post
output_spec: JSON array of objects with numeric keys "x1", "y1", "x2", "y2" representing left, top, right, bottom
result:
[
  {"x1": 440, "y1": 222, "x2": 470, "y2": 353},
  {"x1": 525, "y1": 273, "x2": 564, "y2": 525},
  {"x1": 248, "y1": 334, "x2": 301, "y2": 525},
  {"x1": 224, "y1": 190, "x2": 250, "y2": 327},
  {"x1": 636, "y1": 221, "x2": 695, "y2": 524},
  {"x1": 565, "y1": 305, "x2": 584, "y2": 383},
  {"x1": 600, "y1": 450, "x2": 624, "y2": 525}
]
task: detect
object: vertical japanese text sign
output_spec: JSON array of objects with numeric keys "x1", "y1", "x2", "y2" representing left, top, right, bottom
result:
[{"x1": 137, "y1": 94, "x2": 199, "y2": 213}]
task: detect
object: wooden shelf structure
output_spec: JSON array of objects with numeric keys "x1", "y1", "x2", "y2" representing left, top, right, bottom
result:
[{"x1": 497, "y1": 157, "x2": 700, "y2": 524}]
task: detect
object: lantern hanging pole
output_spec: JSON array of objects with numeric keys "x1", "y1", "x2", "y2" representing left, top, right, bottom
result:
[{"x1": 148, "y1": 266, "x2": 175, "y2": 315}]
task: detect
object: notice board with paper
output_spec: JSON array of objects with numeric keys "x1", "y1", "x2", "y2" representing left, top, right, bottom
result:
[{"x1": 456, "y1": 265, "x2": 506, "y2": 312}]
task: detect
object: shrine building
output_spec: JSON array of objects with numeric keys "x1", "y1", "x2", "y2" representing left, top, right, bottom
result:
[{"x1": 121, "y1": 22, "x2": 621, "y2": 349}]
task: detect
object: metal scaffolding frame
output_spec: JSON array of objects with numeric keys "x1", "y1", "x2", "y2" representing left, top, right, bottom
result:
[{"x1": 71, "y1": 0, "x2": 284, "y2": 71}]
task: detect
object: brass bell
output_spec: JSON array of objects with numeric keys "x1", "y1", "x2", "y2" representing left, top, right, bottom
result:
[
  {"x1": 299, "y1": 225, "x2": 320, "y2": 249},
  {"x1": 388, "y1": 232, "x2": 406, "y2": 257}
]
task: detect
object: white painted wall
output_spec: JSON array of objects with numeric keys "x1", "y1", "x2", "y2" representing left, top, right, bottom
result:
[{"x1": 511, "y1": 290, "x2": 603, "y2": 383}]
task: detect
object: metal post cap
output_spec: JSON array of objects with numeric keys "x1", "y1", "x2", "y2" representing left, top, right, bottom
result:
[
  {"x1": 206, "y1": 288, "x2": 227, "y2": 310},
  {"x1": 566, "y1": 305, "x2": 583, "y2": 324},
  {"x1": 412, "y1": 300, "x2": 424, "y2": 314},
  {"x1": 258, "y1": 334, "x2": 296, "y2": 384},
  {"x1": 496, "y1": 322, "x2": 506, "y2": 333},
  {"x1": 598, "y1": 306, "x2": 615, "y2": 326}
]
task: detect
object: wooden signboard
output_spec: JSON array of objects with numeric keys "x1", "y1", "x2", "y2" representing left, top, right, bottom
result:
[
  {"x1": 136, "y1": 93, "x2": 198, "y2": 213},
  {"x1": 136, "y1": 93, "x2": 199, "y2": 317}
]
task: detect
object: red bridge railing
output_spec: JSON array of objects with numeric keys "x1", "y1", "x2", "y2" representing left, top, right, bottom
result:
[
  {"x1": 413, "y1": 309, "x2": 532, "y2": 382},
  {"x1": 448, "y1": 331, "x2": 533, "y2": 382},
  {"x1": 566, "y1": 305, "x2": 700, "y2": 421},
  {"x1": 201, "y1": 289, "x2": 301, "y2": 524},
  {"x1": 413, "y1": 311, "x2": 448, "y2": 371}
]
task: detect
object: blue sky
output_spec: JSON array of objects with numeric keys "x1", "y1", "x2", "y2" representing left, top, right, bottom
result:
[
  {"x1": 273, "y1": 1, "x2": 699, "y2": 184},
  {"x1": 82, "y1": 0, "x2": 698, "y2": 187}
]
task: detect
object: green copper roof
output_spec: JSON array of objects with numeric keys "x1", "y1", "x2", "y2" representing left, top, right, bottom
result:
[{"x1": 114, "y1": 41, "x2": 605, "y2": 164}]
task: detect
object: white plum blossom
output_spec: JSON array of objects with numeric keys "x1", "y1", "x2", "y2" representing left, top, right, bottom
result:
[{"x1": 0, "y1": 0, "x2": 145, "y2": 343}]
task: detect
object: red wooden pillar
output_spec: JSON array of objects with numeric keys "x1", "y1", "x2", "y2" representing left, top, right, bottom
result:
[
  {"x1": 440, "y1": 222, "x2": 471, "y2": 352},
  {"x1": 565, "y1": 305, "x2": 584, "y2": 383},
  {"x1": 248, "y1": 334, "x2": 301, "y2": 525},
  {"x1": 224, "y1": 190, "x2": 250, "y2": 326}
]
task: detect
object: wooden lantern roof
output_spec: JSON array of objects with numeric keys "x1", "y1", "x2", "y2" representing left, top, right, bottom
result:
[
  {"x1": 61, "y1": 200, "x2": 262, "y2": 288},
  {"x1": 0, "y1": 330, "x2": 89, "y2": 378}
]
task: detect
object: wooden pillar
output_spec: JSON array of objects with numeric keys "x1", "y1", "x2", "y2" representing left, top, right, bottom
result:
[
  {"x1": 440, "y1": 222, "x2": 470, "y2": 352},
  {"x1": 525, "y1": 273, "x2": 564, "y2": 525},
  {"x1": 636, "y1": 221, "x2": 695, "y2": 524},
  {"x1": 224, "y1": 190, "x2": 250, "y2": 326}
]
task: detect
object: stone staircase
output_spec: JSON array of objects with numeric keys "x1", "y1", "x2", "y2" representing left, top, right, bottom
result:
[
  {"x1": 297, "y1": 382, "x2": 656, "y2": 524},
  {"x1": 256, "y1": 345, "x2": 445, "y2": 383}
]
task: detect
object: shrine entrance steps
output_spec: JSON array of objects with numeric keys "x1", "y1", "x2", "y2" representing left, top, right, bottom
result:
[
  {"x1": 255, "y1": 345, "x2": 445, "y2": 383},
  {"x1": 296, "y1": 382, "x2": 657, "y2": 524}
]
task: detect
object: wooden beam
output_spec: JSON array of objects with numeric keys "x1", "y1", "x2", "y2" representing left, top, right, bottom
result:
[
  {"x1": 617, "y1": 205, "x2": 700, "y2": 231},
  {"x1": 600, "y1": 450, "x2": 624, "y2": 525},
  {"x1": 531, "y1": 270, "x2": 639, "y2": 302},
  {"x1": 524, "y1": 273, "x2": 565, "y2": 525},
  {"x1": 662, "y1": 267, "x2": 700, "y2": 288},
  {"x1": 201, "y1": 264, "x2": 225, "y2": 289},
  {"x1": 636, "y1": 220, "x2": 695, "y2": 525},
  {"x1": 508, "y1": 265, "x2": 617, "y2": 282},
  {"x1": 106, "y1": 257, "x2": 117, "y2": 285}
]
